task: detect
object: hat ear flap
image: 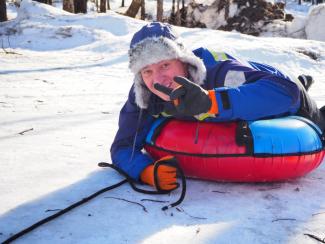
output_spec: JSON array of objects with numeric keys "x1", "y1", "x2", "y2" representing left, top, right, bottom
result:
[{"x1": 134, "y1": 73, "x2": 152, "y2": 109}]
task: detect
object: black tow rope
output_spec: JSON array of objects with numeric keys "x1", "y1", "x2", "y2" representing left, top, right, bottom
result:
[
  {"x1": 1, "y1": 179, "x2": 127, "y2": 244},
  {"x1": 2, "y1": 162, "x2": 186, "y2": 244},
  {"x1": 97, "y1": 161, "x2": 187, "y2": 211}
]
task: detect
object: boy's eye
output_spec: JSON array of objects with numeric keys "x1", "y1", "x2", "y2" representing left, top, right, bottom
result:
[
  {"x1": 141, "y1": 69, "x2": 152, "y2": 76},
  {"x1": 162, "y1": 63, "x2": 170, "y2": 69}
]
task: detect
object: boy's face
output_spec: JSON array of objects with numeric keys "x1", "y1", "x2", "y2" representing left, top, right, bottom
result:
[{"x1": 140, "y1": 59, "x2": 188, "y2": 101}]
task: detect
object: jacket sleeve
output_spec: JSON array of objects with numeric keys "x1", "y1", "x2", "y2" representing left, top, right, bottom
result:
[
  {"x1": 110, "y1": 85, "x2": 155, "y2": 181},
  {"x1": 205, "y1": 59, "x2": 301, "y2": 121}
]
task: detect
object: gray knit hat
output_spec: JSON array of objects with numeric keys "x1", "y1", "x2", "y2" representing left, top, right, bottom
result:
[{"x1": 128, "y1": 22, "x2": 206, "y2": 109}]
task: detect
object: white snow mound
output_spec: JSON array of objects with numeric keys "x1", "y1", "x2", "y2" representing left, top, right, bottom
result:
[{"x1": 305, "y1": 3, "x2": 325, "y2": 42}]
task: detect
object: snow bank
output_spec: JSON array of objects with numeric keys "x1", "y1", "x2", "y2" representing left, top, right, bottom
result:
[
  {"x1": 17, "y1": 0, "x2": 73, "y2": 19},
  {"x1": 0, "y1": 0, "x2": 142, "y2": 51},
  {"x1": 261, "y1": 15, "x2": 307, "y2": 39},
  {"x1": 305, "y1": 3, "x2": 325, "y2": 42},
  {"x1": 261, "y1": 3, "x2": 325, "y2": 42},
  {"x1": 286, "y1": 15, "x2": 307, "y2": 39},
  {"x1": 0, "y1": 0, "x2": 94, "y2": 51}
]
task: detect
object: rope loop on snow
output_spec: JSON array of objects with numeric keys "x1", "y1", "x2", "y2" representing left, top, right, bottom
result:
[{"x1": 98, "y1": 161, "x2": 187, "y2": 211}]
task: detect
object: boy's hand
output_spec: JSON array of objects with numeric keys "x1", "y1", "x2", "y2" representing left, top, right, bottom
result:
[
  {"x1": 140, "y1": 156, "x2": 178, "y2": 191},
  {"x1": 154, "y1": 76, "x2": 215, "y2": 116}
]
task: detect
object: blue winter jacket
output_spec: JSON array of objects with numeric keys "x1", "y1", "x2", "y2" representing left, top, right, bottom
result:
[{"x1": 110, "y1": 48, "x2": 302, "y2": 181}]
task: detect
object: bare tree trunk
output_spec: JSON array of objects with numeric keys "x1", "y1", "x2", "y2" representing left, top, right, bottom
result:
[
  {"x1": 121, "y1": 0, "x2": 125, "y2": 7},
  {"x1": 74, "y1": 0, "x2": 87, "y2": 13},
  {"x1": 100, "y1": 0, "x2": 106, "y2": 12},
  {"x1": 298, "y1": 0, "x2": 301, "y2": 4},
  {"x1": 175, "y1": 0, "x2": 181, "y2": 25},
  {"x1": 141, "y1": 0, "x2": 145, "y2": 20},
  {"x1": 125, "y1": 0, "x2": 141, "y2": 17},
  {"x1": 34, "y1": 0, "x2": 52, "y2": 4},
  {"x1": 107, "y1": 0, "x2": 110, "y2": 10},
  {"x1": 157, "y1": 0, "x2": 163, "y2": 21},
  {"x1": 181, "y1": 0, "x2": 186, "y2": 24},
  {"x1": 63, "y1": 0, "x2": 75, "y2": 12},
  {"x1": 0, "y1": 0, "x2": 7, "y2": 22},
  {"x1": 95, "y1": 0, "x2": 99, "y2": 12},
  {"x1": 169, "y1": 0, "x2": 175, "y2": 23}
]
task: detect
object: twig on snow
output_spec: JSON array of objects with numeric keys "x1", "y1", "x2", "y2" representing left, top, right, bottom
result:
[
  {"x1": 105, "y1": 196, "x2": 147, "y2": 212},
  {"x1": 18, "y1": 128, "x2": 34, "y2": 135},
  {"x1": 312, "y1": 212, "x2": 325, "y2": 216},
  {"x1": 212, "y1": 190, "x2": 229, "y2": 194},
  {"x1": 272, "y1": 218, "x2": 296, "y2": 222},
  {"x1": 1, "y1": 36, "x2": 21, "y2": 55},
  {"x1": 304, "y1": 233, "x2": 325, "y2": 243},
  {"x1": 45, "y1": 209, "x2": 62, "y2": 212},
  {"x1": 176, "y1": 207, "x2": 207, "y2": 220},
  {"x1": 141, "y1": 198, "x2": 169, "y2": 203},
  {"x1": 258, "y1": 186, "x2": 281, "y2": 191}
]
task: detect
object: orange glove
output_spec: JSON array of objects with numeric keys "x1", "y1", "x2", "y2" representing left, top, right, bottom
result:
[{"x1": 140, "y1": 156, "x2": 178, "y2": 191}]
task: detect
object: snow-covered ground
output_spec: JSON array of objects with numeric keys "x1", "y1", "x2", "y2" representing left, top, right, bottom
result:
[{"x1": 1, "y1": 0, "x2": 325, "y2": 243}]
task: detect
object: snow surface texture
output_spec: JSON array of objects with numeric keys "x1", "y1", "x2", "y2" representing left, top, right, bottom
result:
[{"x1": 1, "y1": 1, "x2": 325, "y2": 243}]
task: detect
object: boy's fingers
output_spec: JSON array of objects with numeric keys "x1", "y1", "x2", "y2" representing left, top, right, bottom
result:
[
  {"x1": 154, "y1": 83, "x2": 173, "y2": 96},
  {"x1": 170, "y1": 87, "x2": 186, "y2": 100},
  {"x1": 154, "y1": 83, "x2": 186, "y2": 103},
  {"x1": 174, "y1": 76, "x2": 193, "y2": 88}
]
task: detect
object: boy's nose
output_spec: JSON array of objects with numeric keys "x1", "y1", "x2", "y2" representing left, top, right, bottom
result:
[{"x1": 153, "y1": 72, "x2": 169, "y2": 86}]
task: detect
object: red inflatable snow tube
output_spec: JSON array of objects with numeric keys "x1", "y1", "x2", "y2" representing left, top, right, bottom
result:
[{"x1": 144, "y1": 118, "x2": 325, "y2": 182}]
